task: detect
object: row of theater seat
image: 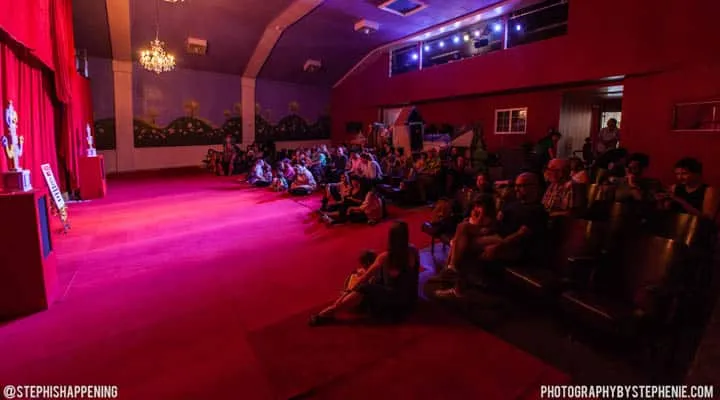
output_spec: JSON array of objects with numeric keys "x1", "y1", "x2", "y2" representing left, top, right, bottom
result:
[{"x1": 426, "y1": 197, "x2": 717, "y2": 366}]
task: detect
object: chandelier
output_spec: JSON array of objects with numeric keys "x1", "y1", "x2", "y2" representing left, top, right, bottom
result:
[
  {"x1": 139, "y1": 0, "x2": 176, "y2": 74},
  {"x1": 140, "y1": 39, "x2": 175, "y2": 74}
]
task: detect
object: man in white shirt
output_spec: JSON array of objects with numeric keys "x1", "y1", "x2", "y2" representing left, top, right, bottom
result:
[
  {"x1": 361, "y1": 153, "x2": 383, "y2": 182},
  {"x1": 596, "y1": 118, "x2": 620, "y2": 155}
]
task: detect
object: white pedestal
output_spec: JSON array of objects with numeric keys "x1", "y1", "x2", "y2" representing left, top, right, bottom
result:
[
  {"x1": 2, "y1": 169, "x2": 32, "y2": 192},
  {"x1": 86, "y1": 149, "x2": 97, "y2": 157}
]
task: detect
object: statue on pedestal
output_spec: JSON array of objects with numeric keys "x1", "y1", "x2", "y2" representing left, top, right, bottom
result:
[
  {"x1": 2, "y1": 101, "x2": 23, "y2": 171},
  {"x1": 1, "y1": 101, "x2": 32, "y2": 192},
  {"x1": 86, "y1": 123, "x2": 97, "y2": 157}
]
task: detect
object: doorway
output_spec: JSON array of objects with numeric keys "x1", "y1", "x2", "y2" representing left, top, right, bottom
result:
[{"x1": 558, "y1": 85, "x2": 623, "y2": 159}]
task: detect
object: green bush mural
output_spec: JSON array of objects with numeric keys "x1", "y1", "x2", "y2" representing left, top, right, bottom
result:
[{"x1": 94, "y1": 102, "x2": 330, "y2": 150}]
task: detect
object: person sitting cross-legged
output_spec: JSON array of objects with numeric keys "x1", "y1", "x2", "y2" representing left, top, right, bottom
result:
[
  {"x1": 346, "y1": 185, "x2": 384, "y2": 225},
  {"x1": 309, "y1": 221, "x2": 420, "y2": 326},
  {"x1": 436, "y1": 173, "x2": 548, "y2": 298},
  {"x1": 289, "y1": 163, "x2": 317, "y2": 195}
]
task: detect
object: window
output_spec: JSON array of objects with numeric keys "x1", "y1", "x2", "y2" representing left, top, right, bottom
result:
[
  {"x1": 673, "y1": 101, "x2": 720, "y2": 131},
  {"x1": 495, "y1": 108, "x2": 528, "y2": 134}
]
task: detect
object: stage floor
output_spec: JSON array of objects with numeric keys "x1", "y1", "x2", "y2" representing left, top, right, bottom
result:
[{"x1": 0, "y1": 174, "x2": 568, "y2": 399}]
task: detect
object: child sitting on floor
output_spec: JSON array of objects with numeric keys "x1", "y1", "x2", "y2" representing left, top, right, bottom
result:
[
  {"x1": 344, "y1": 250, "x2": 377, "y2": 291},
  {"x1": 272, "y1": 171, "x2": 288, "y2": 192}
]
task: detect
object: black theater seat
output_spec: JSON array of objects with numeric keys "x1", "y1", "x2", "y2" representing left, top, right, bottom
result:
[
  {"x1": 559, "y1": 234, "x2": 687, "y2": 338},
  {"x1": 503, "y1": 217, "x2": 609, "y2": 296}
]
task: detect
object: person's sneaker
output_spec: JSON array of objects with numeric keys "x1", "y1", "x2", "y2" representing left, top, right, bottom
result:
[
  {"x1": 434, "y1": 288, "x2": 463, "y2": 298},
  {"x1": 321, "y1": 214, "x2": 333, "y2": 224}
]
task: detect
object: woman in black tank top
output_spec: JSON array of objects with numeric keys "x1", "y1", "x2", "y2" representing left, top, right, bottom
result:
[{"x1": 660, "y1": 157, "x2": 719, "y2": 219}]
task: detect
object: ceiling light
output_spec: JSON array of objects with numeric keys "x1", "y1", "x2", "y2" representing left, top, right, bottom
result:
[
  {"x1": 140, "y1": 39, "x2": 176, "y2": 74},
  {"x1": 453, "y1": 36, "x2": 460, "y2": 44},
  {"x1": 454, "y1": 22, "x2": 460, "y2": 28},
  {"x1": 411, "y1": 53, "x2": 419, "y2": 60},
  {"x1": 438, "y1": 41, "x2": 445, "y2": 48},
  {"x1": 515, "y1": 24, "x2": 522, "y2": 31},
  {"x1": 493, "y1": 23, "x2": 502, "y2": 32},
  {"x1": 424, "y1": 45, "x2": 430, "y2": 52},
  {"x1": 463, "y1": 34, "x2": 470, "y2": 42},
  {"x1": 473, "y1": 30, "x2": 480, "y2": 37}
]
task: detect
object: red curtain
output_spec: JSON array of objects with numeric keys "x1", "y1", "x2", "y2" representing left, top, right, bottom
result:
[
  {"x1": 50, "y1": 0, "x2": 74, "y2": 104},
  {"x1": 0, "y1": 0, "x2": 94, "y2": 191},
  {"x1": 0, "y1": 41, "x2": 59, "y2": 189},
  {"x1": 0, "y1": 0, "x2": 54, "y2": 70}
]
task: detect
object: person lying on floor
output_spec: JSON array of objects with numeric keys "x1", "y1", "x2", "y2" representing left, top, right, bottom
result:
[
  {"x1": 289, "y1": 163, "x2": 317, "y2": 195},
  {"x1": 436, "y1": 173, "x2": 548, "y2": 298},
  {"x1": 310, "y1": 221, "x2": 419, "y2": 326}
]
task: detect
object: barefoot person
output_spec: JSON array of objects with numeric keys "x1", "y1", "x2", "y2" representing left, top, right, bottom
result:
[{"x1": 309, "y1": 221, "x2": 420, "y2": 325}]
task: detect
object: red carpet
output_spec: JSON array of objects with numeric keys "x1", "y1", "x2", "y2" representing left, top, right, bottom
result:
[{"x1": 0, "y1": 174, "x2": 568, "y2": 399}]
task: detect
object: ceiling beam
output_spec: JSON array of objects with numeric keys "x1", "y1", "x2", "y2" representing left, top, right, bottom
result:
[
  {"x1": 243, "y1": 0, "x2": 324, "y2": 78},
  {"x1": 105, "y1": 0, "x2": 132, "y2": 61}
]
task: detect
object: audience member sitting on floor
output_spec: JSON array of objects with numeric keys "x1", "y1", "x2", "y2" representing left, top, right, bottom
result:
[
  {"x1": 247, "y1": 159, "x2": 268, "y2": 185},
  {"x1": 348, "y1": 152, "x2": 363, "y2": 176},
  {"x1": 542, "y1": 158, "x2": 576, "y2": 217},
  {"x1": 658, "y1": 157, "x2": 719, "y2": 219},
  {"x1": 345, "y1": 185, "x2": 384, "y2": 225},
  {"x1": 279, "y1": 159, "x2": 295, "y2": 183},
  {"x1": 445, "y1": 196, "x2": 498, "y2": 272},
  {"x1": 309, "y1": 221, "x2": 420, "y2": 326},
  {"x1": 569, "y1": 156, "x2": 589, "y2": 184},
  {"x1": 436, "y1": 173, "x2": 548, "y2": 298},
  {"x1": 612, "y1": 152, "x2": 659, "y2": 202},
  {"x1": 321, "y1": 177, "x2": 365, "y2": 223},
  {"x1": 290, "y1": 163, "x2": 317, "y2": 195},
  {"x1": 272, "y1": 171, "x2": 288, "y2": 192},
  {"x1": 322, "y1": 172, "x2": 352, "y2": 211},
  {"x1": 345, "y1": 250, "x2": 378, "y2": 290},
  {"x1": 360, "y1": 153, "x2": 383, "y2": 185}
]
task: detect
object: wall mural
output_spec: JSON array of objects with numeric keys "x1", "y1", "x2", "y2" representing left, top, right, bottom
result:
[{"x1": 93, "y1": 100, "x2": 330, "y2": 150}]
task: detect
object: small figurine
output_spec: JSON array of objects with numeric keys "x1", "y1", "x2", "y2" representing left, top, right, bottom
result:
[{"x1": 2, "y1": 101, "x2": 24, "y2": 171}]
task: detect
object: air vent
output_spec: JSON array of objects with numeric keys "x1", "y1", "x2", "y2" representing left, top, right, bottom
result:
[
  {"x1": 378, "y1": 0, "x2": 427, "y2": 17},
  {"x1": 186, "y1": 37, "x2": 207, "y2": 55}
]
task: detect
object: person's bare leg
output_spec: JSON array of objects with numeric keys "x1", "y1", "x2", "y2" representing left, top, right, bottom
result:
[{"x1": 315, "y1": 291, "x2": 364, "y2": 318}]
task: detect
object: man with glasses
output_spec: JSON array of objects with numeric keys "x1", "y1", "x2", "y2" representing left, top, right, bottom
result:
[
  {"x1": 436, "y1": 172, "x2": 548, "y2": 298},
  {"x1": 542, "y1": 158, "x2": 576, "y2": 217}
]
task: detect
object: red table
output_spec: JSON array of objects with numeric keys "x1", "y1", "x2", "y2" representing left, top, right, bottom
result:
[
  {"x1": 0, "y1": 189, "x2": 58, "y2": 318},
  {"x1": 79, "y1": 155, "x2": 107, "y2": 200}
]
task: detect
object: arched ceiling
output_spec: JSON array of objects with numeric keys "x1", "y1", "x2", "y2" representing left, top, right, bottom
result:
[
  {"x1": 73, "y1": 0, "x2": 502, "y2": 85},
  {"x1": 259, "y1": 0, "x2": 502, "y2": 86}
]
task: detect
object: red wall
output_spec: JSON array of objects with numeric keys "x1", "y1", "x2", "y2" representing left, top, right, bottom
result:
[
  {"x1": 332, "y1": 0, "x2": 720, "y2": 184},
  {"x1": 622, "y1": 64, "x2": 720, "y2": 185},
  {"x1": 416, "y1": 90, "x2": 563, "y2": 151}
]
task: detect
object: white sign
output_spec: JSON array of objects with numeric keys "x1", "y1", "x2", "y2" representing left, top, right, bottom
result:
[{"x1": 41, "y1": 164, "x2": 65, "y2": 211}]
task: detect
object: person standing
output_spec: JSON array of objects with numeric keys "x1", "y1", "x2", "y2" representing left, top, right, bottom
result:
[{"x1": 596, "y1": 118, "x2": 620, "y2": 156}]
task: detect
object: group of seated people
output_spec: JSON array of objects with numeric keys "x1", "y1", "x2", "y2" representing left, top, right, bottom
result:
[{"x1": 427, "y1": 152, "x2": 718, "y2": 300}]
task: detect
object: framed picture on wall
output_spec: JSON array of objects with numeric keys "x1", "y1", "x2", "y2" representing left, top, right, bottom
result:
[
  {"x1": 672, "y1": 101, "x2": 720, "y2": 132},
  {"x1": 495, "y1": 107, "x2": 527, "y2": 134}
]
